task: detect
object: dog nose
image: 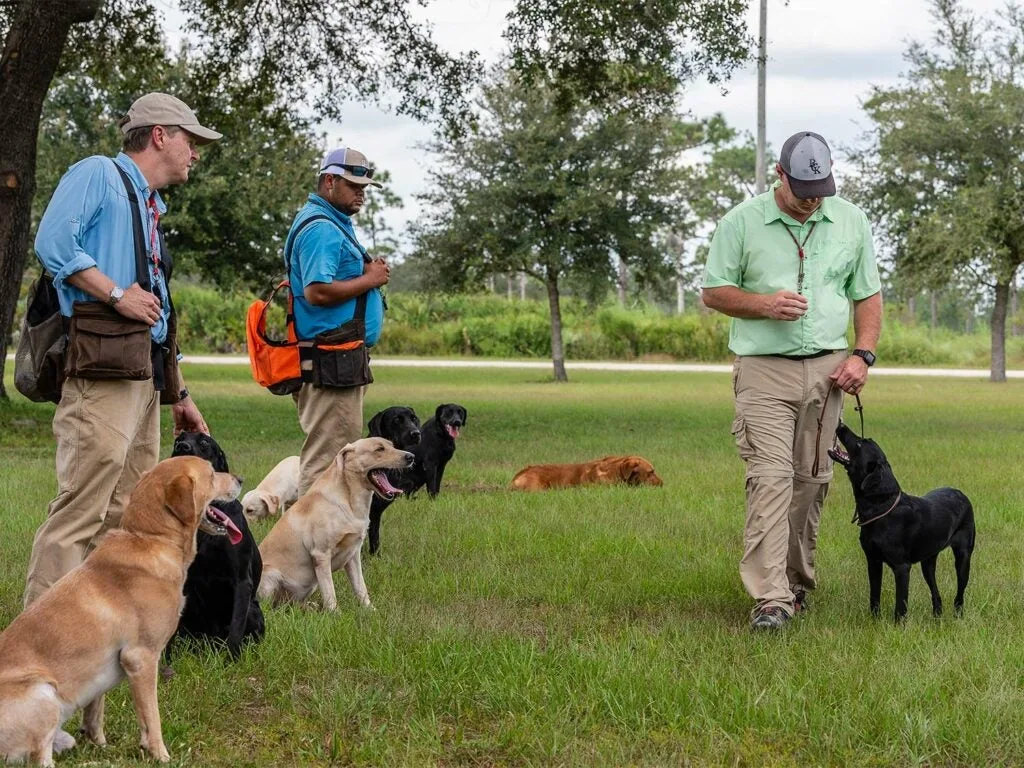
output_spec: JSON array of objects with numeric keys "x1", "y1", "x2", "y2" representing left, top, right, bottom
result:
[
  {"x1": 404, "y1": 452, "x2": 415, "y2": 467},
  {"x1": 409, "y1": 430, "x2": 421, "y2": 445},
  {"x1": 175, "y1": 442, "x2": 193, "y2": 455}
]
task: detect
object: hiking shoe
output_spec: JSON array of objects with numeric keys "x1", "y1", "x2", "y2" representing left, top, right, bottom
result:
[
  {"x1": 793, "y1": 589, "x2": 810, "y2": 614},
  {"x1": 750, "y1": 606, "x2": 790, "y2": 631}
]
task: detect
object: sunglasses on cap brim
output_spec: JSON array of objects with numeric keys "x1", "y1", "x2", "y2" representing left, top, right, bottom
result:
[{"x1": 322, "y1": 163, "x2": 375, "y2": 180}]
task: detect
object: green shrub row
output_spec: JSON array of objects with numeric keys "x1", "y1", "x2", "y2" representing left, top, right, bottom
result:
[{"x1": 13, "y1": 283, "x2": 1024, "y2": 367}]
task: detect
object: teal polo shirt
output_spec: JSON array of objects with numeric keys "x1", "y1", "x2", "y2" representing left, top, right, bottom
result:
[
  {"x1": 702, "y1": 182, "x2": 881, "y2": 356},
  {"x1": 286, "y1": 194, "x2": 384, "y2": 344}
]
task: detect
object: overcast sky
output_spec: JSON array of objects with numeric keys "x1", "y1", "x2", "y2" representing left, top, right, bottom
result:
[{"x1": 165, "y1": 0, "x2": 1007, "y2": 249}]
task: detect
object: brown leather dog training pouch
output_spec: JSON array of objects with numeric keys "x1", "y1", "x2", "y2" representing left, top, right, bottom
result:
[{"x1": 65, "y1": 300, "x2": 153, "y2": 380}]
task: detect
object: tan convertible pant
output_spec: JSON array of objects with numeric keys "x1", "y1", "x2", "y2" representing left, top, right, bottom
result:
[
  {"x1": 293, "y1": 383, "x2": 365, "y2": 496},
  {"x1": 731, "y1": 352, "x2": 846, "y2": 618},
  {"x1": 24, "y1": 376, "x2": 160, "y2": 607}
]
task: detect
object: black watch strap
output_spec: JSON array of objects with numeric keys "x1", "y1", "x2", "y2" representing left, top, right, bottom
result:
[{"x1": 852, "y1": 349, "x2": 876, "y2": 367}]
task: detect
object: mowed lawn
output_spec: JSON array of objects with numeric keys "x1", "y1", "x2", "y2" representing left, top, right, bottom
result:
[{"x1": 2, "y1": 364, "x2": 1024, "y2": 767}]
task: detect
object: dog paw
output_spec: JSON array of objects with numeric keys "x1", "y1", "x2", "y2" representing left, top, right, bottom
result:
[
  {"x1": 79, "y1": 728, "x2": 107, "y2": 747},
  {"x1": 53, "y1": 729, "x2": 77, "y2": 753}
]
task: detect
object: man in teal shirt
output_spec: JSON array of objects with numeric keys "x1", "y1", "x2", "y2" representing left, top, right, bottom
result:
[
  {"x1": 287, "y1": 147, "x2": 390, "y2": 494},
  {"x1": 702, "y1": 131, "x2": 882, "y2": 631}
]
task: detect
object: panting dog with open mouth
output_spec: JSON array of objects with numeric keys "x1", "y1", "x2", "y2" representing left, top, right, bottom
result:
[
  {"x1": 830, "y1": 422, "x2": 976, "y2": 622},
  {"x1": 257, "y1": 437, "x2": 414, "y2": 611}
]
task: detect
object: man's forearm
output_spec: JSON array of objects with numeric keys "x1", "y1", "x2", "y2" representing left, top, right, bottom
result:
[
  {"x1": 304, "y1": 275, "x2": 375, "y2": 306},
  {"x1": 852, "y1": 292, "x2": 883, "y2": 351},
  {"x1": 702, "y1": 286, "x2": 768, "y2": 319},
  {"x1": 66, "y1": 267, "x2": 117, "y2": 302}
]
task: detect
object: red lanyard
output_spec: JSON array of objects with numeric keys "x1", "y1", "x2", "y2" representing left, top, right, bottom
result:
[
  {"x1": 781, "y1": 220, "x2": 817, "y2": 295},
  {"x1": 146, "y1": 195, "x2": 161, "y2": 281}
]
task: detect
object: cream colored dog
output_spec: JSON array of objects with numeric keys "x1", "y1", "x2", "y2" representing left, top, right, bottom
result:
[
  {"x1": 0, "y1": 457, "x2": 241, "y2": 766},
  {"x1": 241, "y1": 455, "x2": 300, "y2": 520},
  {"x1": 258, "y1": 438, "x2": 413, "y2": 610}
]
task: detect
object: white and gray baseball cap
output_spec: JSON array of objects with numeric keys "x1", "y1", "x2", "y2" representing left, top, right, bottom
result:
[{"x1": 779, "y1": 131, "x2": 836, "y2": 199}]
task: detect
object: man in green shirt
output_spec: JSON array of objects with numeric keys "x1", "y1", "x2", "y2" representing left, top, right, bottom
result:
[{"x1": 702, "y1": 131, "x2": 882, "y2": 631}]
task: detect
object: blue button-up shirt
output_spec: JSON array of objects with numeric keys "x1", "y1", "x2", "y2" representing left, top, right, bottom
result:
[{"x1": 35, "y1": 152, "x2": 170, "y2": 343}]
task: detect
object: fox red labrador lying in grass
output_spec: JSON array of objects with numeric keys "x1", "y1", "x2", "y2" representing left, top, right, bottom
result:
[{"x1": 511, "y1": 455, "x2": 663, "y2": 491}]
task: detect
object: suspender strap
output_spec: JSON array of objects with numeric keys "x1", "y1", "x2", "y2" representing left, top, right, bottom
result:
[{"x1": 112, "y1": 160, "x2": 152, "y2": 292}]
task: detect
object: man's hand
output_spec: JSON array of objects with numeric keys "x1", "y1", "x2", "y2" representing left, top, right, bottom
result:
[
  {"x1": 114, "y1": 283, "x2": 161, "y2": 325},
  {"x1": 762, "y1": 290, "x2": 808, "y2": 321},
  {"x1": 829, "y1": 355, "x2": 869, "y2": 395},
  {"x1": 364, "y1": 259, "x2": 391, "y2": 288},
  {"x1": 171, "y1": 395, "x2": 209, "y2": 437}
]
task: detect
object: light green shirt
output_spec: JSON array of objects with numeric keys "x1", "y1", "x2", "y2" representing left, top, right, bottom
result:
[{"x1": 702, "y1": 182, "x2": 881, "y2": 356}]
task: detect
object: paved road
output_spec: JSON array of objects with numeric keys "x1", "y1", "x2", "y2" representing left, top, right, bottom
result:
[
  {"x1": 176, "y1": 356, "x2": 1024, "y2": 379},
  {"x1": 7, "y1": 353, "x2": 1021, "y2": 378}
]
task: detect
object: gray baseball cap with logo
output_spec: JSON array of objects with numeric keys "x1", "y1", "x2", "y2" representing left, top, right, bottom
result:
[
  {"x1": 779, "y1": 131, "x2": 836, "y2": 199},
  {"x1": 119, "y1": 92, "x2": 222, "y2": 145}
]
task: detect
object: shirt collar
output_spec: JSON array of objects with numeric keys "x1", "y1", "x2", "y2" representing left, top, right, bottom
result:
[
  {"x1": 309, "y1": 193, "x2": 353, "y2": 228},
  {"x1": 764, "y1": 180, "x2": 833, "y2": 225},
  {"x1": 115, "y1": 152, "x2": 166, "y2": 215}
]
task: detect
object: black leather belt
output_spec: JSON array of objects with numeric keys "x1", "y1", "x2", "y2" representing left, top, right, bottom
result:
[{"x1": 767, "y1": 349, "x2": 841, "y2": 361}]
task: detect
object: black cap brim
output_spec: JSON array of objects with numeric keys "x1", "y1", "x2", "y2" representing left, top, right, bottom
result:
[{"x1": 788, "y1": 174, "x2": 836, "y2": 200}]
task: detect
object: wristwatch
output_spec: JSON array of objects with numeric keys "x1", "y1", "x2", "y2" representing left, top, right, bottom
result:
[
  {"x1": 852, "y1": 348, "x2": 876, "y2": 367},
  {"x1": 107, "y1": 286, "x2": 124, "y2": 306}
]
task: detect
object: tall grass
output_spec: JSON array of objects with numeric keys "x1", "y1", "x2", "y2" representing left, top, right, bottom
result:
[{"x1": 1, "y1": 366, "x2": 1023, "y2": 766}]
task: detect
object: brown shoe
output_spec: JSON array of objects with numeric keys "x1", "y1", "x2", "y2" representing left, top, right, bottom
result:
[{"x1": 750, "y1": 606, "x2": 790, "y2": 631}]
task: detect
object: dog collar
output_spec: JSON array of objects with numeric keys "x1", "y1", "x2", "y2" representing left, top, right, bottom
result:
[{"x1": 852, "y1": 491, "x2": 902, "y2": 527}]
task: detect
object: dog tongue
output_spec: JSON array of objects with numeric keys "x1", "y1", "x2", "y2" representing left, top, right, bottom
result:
[
  {"x1": 446, "y1": 425, "x2": 460, "y2": 438},
  {"x1": 209, "y1": 507, "x2": 243, "y2": 546},
  {"x1": 372, "y1": 471, "x2": 403, "y2": 496}
]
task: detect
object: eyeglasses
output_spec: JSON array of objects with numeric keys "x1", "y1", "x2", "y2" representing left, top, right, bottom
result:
[{"x1": 322, "y1": 164, "x2": 375, "y2": 179}]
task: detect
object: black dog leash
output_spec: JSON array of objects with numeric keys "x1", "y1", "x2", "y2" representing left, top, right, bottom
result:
[
  {"x1": 852, "y1": 492, "x2": 902, "y2": 526},
  {"x1": 813, "y1": 380, "x2": 865, "y2": 478}
]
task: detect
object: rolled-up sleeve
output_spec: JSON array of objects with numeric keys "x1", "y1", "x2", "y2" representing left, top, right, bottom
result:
[
  {"x1": 702, "y1": 217, "x2": 743, "y2": 289},
  {"x1": 35, "y1": 158, "x2": 107, "y2": 291},
  {"x1": 845, "y1": 212, "x2": 882, "y2": 301}
]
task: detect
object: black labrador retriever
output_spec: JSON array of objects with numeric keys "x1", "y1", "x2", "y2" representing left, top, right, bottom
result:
[
  {"x1": 830, "y1": 422, "x2": 975, "y2": 622},
  {"x1": 366, "y1": 403, "x2": 467, "y2": 554},
  {"x1": 367, "y1": 406, "x2": 422, "y2": 555},
  {"x1": 170, "y1": 432, "x2": 266, "y2": 658}
]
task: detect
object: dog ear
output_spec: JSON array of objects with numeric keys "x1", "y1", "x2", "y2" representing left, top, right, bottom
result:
[
  {"x1": 334, "y1": 443, "x2": 356, "y2": 468},
  {"x1": 619, "y1": 459, "x2": 639, "y2": 483},
  {"x1": 267, "y1": 492, "x2": 281, "y2": 512},
  {"x1": 367, "y1": 412, "x2": 383, "y2": 437},
  {"x1": 458, "y1": 406, "x2": 467, "y2": 424},
  {"x1": 861, "y1": 465, "x2": 899, "y2": 497},
  {"x1": 165, "y1": 472, "x2": 198, "y2": 526}
]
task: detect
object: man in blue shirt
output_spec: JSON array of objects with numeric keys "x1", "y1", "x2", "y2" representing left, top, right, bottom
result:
[
  {"x1": 23, "y1": 93, "x2": 221, "y2": 607},
  {"x1": 287, "y1": 147, "x2": 389, "y2": 494}
]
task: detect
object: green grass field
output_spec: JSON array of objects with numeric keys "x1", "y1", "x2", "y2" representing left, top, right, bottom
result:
[{"x1": 2, "y1": 365, "x2": 1024, "y2": 767}]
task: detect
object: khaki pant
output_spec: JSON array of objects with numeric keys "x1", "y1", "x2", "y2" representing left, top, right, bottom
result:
[
  {"x1": 731, "y1": 352, "x2": 846, "y2": 618},
  {"x1": 24, "y1": 376, "x2": 160, "y2": 607},
  {"x1": 293, "y1": 383, "x2": 365, "y2": 495}
]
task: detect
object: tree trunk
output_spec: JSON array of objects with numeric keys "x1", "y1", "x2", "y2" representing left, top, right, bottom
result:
[
  {"x1": 545, "y1": 270, "x2": 567, "y2": 382},
  {"x1": 506, "y1": 273, "x2": 513, "y2": 300},
  {"x1": 0, "y1": 0, "x2": 101, "y2": 399},
  {"x1": 930, "y1": 292, "x2": 938, "y2": 330},
  {"x1": 1011, "y1": 278, "x2": 1019, "y2": 337},
  {"x1": 990, "y1": 281, "x2": 1009, "y2": 383},
  {"x1": 519, "y1": 271, "x2": 527, "y2": 300},
  {"x1": 907, "y1": 294, "x2": 915, "y2": 323},
  {"x1": 617, "y1": 256, "x2": 627, "y2": 306}
]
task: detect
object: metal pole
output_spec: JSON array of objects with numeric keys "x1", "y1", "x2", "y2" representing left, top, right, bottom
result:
[{"x1": 755, "y1": 0, "x2": 767, "y2": 194}]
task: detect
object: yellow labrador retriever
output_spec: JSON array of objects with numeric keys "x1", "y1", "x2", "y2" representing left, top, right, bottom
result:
[
  {"x1": 0, "y1": 456, "x2": 241, "y2": 766},
  {"x1": 241, "y1": 455, "x2": 300, "y2": 520},
  {"x1": 258, "y1": 438, "x2": 413, "y2": 610}
]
